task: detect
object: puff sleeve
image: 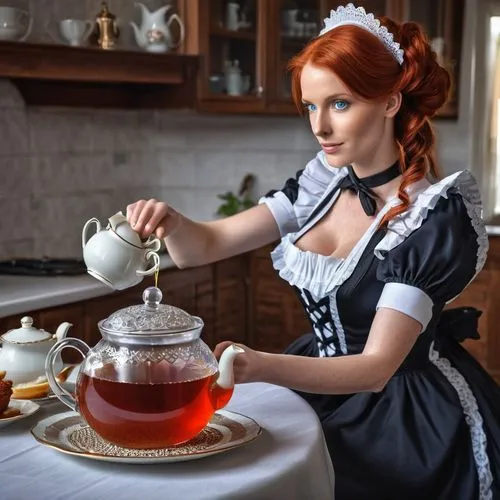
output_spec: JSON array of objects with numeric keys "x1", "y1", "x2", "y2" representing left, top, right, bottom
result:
[
  {"x1": 375, "y1": 191, "x2": 486, "y2": 332},
  {"x1": 258, "y1": 151, "x2": 337, "y2": 236}
]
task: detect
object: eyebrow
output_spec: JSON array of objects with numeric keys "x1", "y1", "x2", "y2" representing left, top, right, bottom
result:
[{"x1": 301, "y1": 93, "x2": 351, "y2": 104}]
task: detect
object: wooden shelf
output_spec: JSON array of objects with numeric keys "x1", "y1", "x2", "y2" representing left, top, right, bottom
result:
[
  {"x1": 197, "y1": 94, "x2": 265, "y2": 114},
  {"x1": 0, "y1": 41, "x2": 199, "y2": 109},
  {"x1": 209, "y1": 25, "x2": 257, "y2": 42}
]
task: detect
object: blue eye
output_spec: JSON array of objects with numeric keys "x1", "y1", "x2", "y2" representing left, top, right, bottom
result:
[
  {"x1": 303, "y1": 103, "x2": 317, "y2": 113},
  {"x1": 333, "y1": 100, "x2": 349, "y2": 111}
]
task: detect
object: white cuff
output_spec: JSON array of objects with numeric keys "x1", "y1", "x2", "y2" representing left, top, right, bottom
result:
[
  {"x1": 259, "y1": 191, "x2": 299, "y2": 236},
  {"x1": 376, "y1": 282, "x2": 434, "y2": 332}
]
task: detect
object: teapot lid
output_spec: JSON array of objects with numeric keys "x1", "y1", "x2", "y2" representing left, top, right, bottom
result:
[
  {"x1": 99, "y1": 287, "x2": 203, "y2": 344},
  {"x1": 108, "y1": 211, "x2": 143, "y2": 248},
  {"x1": 2, "y1": 316, "x2": 52, "y2": 343}
]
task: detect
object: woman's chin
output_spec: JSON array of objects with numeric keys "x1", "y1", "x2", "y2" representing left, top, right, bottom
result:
[{"x1": 324, "y1": 154, "x2": 349, "y2": 169}]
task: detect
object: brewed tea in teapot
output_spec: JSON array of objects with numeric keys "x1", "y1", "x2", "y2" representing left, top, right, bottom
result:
[{"x1": 77, "y1": 363, "x2": 232, "y2": 448}]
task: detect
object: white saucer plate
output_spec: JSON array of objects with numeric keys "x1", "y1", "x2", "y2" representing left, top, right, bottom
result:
[
  {"x1": 31, "y1": 409, "x2": 262, "y2": 464},
  {"x1": 0, "y1": 399, "x2": 41, "y2": 428}
]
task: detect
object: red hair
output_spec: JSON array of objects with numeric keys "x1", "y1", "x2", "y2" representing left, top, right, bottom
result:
[{"x1": 288, "y1": 17, "x2": 451, "y2": 226}]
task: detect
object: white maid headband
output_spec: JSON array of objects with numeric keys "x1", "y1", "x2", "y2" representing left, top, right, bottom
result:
[{"x1": 319, "y1": 3, "x2": 404, "y2": 65}]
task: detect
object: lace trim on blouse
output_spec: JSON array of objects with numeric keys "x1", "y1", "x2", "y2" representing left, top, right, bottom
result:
[
  {"x1": 271, "y1": 200, "x2": 395, "y2": 300},
  {"x1": 259, "y1": 151, "x2": 344, "y2": 236},
  {"x1": 374, "y1": 171, "x2": 488, "y2": 280}
]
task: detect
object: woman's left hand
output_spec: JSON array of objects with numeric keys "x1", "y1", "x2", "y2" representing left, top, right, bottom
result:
[{"x1": 214, "y1": 341, "x2": 266, "y2": 384}]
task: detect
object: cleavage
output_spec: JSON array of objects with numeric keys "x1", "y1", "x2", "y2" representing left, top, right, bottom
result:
[{"x1": 294, "y1": 191, "x2": 375, "y2": 259}]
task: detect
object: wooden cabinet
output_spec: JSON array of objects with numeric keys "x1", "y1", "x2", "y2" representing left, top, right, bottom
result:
[
  {"x1": 214, "y1": 255, "x2": 249, "y2": 344},
  {"x1": 248, "y1": 244, "x2": 310, "y2": 352},
  {"x1": 178, "y1": 0, "x2": 464, "y2": 117},
  {"x1": 0, "y1": 255, "x2": 248, "y2": 362},
  {"x1": 398, "y1": 0, "x2": 464, "y2": 118},
  {"x1": 451, "y1": 237, "x2": 500, "y2": 385},
  {"x1": 179, "y1": 0, "x2": 342, "y2": 114}
]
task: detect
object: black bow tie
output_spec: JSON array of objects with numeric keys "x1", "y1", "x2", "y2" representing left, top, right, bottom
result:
[{"x1": 339, "y1": 162, "x2": 401, "y2": 216}]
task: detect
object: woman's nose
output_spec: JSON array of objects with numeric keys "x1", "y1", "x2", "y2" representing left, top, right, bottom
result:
[{"x1": 311, "y1": 110, "x2": 332, "y2": 139}]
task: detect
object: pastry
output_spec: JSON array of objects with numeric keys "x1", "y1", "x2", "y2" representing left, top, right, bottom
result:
[
  {"x1": 0, "y1": 371, "x2": 13, "y2": 413},
  {"x1": 0, "y1": 406, "x2": 21, "y2": 419}
]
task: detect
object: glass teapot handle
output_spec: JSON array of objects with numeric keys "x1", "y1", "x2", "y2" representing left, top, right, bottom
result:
[{"x1": 45, "y1": 338, "x2": 90, "y2": 411}]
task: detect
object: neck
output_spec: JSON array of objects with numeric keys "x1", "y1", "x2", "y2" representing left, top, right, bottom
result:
[{"x1": 351, "y1": 138, "x2": 400, "y2": 201}]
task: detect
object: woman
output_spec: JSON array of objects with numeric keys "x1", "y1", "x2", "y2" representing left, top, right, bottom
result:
[{"x1": 127, "y1": 4, "x2": 500, "y2": 499}]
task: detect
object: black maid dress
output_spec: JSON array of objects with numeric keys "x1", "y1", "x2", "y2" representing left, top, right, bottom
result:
[{"x1": 260, "y1": 151, "x2": 500, "y2": 500}]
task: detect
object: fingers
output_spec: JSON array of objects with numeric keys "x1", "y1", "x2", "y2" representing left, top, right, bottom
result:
[
  {"x1": 214, "y1": 341, "x2": 235, "y2": 359},
  {"x1": 126, "y1": 199, "x2": 170, "y2": 239}
]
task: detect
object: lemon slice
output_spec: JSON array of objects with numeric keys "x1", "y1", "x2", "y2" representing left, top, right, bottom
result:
[{"x1": 12, "y1": 366, "x2": 75, "y2": 400}]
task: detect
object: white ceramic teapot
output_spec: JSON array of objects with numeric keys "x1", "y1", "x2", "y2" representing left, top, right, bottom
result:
[
  {"x1": 130, "y1": 2, "x2": 185, "y2": 53},
  {"x1": 0, "y1": 316, "x2": 72, "y2": 385},
  {"x1": 82, "y1": 211, "x2": 161, "y2": 291}
]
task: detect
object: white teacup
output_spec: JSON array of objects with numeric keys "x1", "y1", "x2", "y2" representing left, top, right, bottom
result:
[
  {"x1": 0, "y1": 6, "x2": 32, "y2": 41},
  {"x1": 49, "y1": 19, "x2": 93, "y2": 46}
]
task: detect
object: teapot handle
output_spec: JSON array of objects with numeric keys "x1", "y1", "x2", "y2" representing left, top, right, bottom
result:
[
  {"x1": 45, "y1": 337, "x2": 89, "y2": 412},
  {"x1": 137, "y1": 250, "x2": 160, "y2": 276},
  {"x1": 167, "y1": 13, "x2": 185, "y2": 48},
  {"x1": 144, "y1": 235, "x2": 161, "y2": 252},
  {"x1": 19, "y1": 11, "x2": 33, "y2": 42},
  {"x1": 82, "y1": 218, "x2": 102, "y2": 248}
]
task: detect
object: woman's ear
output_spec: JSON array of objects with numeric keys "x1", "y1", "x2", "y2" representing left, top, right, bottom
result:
[{"x1": 385, "y1": 92, "x2": 402, "y2": 118}]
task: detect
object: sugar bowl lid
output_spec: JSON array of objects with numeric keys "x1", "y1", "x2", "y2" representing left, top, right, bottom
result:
[
  {"x1": 2, "y1": 316, "x2": 52, "y2": 343},
  {"x1": 108, "y1": 211, "x2": 143, "y2": 248},
  {"x1": 99, "y1": 286, "x2": 203, "y2": 345}
]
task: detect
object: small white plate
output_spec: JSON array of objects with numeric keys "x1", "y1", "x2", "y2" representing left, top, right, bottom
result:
[{"x1": 0, "y1": 399, "x2": 40, "y2": 428}]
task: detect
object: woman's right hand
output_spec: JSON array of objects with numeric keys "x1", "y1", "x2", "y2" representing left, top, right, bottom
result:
[{"x1": 126, "y1": 199, "x2": 181, "y2": 240}]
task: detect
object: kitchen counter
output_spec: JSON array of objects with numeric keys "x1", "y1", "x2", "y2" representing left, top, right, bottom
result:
[
  {"x1": 1, "y1": 225, "x2": 500, "y2": 320},
  {"x1": 0, "y1": 255, "x2": 176, "y2": 319}
]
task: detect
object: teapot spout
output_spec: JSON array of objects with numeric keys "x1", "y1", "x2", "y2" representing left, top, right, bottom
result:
[
  {"x1": 54, "y1": 322, "x2": 72, "y2": 342},
  {"x1": 216, "y1": 344, "x2": 245, "y2": 390}
]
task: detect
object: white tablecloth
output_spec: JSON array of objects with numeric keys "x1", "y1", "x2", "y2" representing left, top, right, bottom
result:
[{"x1": 0, "y1": 382, "x2": 335, "y2": 500}]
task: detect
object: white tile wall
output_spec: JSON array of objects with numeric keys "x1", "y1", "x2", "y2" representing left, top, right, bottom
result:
[{"x1": 0, "y1": 0, "x2": 470, "y2": 259}]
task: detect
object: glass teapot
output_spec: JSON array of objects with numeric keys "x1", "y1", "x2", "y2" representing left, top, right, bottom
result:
[{"x1": 45, "y1": 287, "x2": 243, "y2": 450}]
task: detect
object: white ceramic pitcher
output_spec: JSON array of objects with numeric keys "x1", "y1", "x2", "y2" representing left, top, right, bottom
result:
[{"x1": 130, "y1": 3, "x2": 185, "y2": 53}]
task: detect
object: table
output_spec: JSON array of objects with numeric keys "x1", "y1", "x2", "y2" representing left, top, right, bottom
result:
[{"x1": 0, "y1": 382, "x2": 335, "y2": 500}]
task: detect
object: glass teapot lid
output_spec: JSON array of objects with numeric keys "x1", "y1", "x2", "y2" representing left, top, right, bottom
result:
[{"x1": 99, "y1": 286, "x2": 203, "y2": 345}]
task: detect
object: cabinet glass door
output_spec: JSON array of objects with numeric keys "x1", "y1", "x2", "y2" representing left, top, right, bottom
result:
[
  {"x1": 273, "y1": 1, "x2": 398, "y2": 110},
  {"x1": 276, "y1": 0, "x2": 323, "y2": 105},
  {"x1": 403, "y1": 0, "x2": 464, "y2": 117},
  {"x1": 203, "y1": 0, "x2": 263, "y2": 109}
]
